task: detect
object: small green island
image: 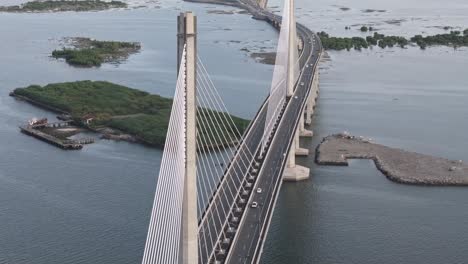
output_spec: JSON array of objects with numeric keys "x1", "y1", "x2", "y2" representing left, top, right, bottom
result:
[
  {"x1": 11, "y1": 81, "x2": 249, "y2": 148},
  {"x1": 319, "y1": 29, "x2": 468, "y2": 51},
  {"x1": 0, "y1": 0, "x2": 127, "y2": 13},
  {"x1": 52, "y1": 37, "x2": 141, "y2": 67}
]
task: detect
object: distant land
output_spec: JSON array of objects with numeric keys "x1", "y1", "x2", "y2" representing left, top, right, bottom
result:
[
  {"x1": 243, "y1": 29, "x2": 468, "y2": 65},
  {"x1": 319, "y1": 29, "x2": 468, "y2": 51},
  {"x1": 11, "y1": 81, "x2": 249, "y2": 148},
  {"x1": 0, "y1": 0, "x2": 127, "y2": 13},
  {"x1": 52, "y1": 37, "x2": 141, "y2": 67}
]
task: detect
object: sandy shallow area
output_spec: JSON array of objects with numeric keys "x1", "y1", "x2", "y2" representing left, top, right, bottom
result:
[{"x1": 316, "y1": 133, "x2": 468, "y2": 186}]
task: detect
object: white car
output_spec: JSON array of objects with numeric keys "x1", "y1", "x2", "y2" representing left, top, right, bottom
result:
[
  {"x1": 256, "y1": 188, "x2": 262, "y2": 193},
  {"x1": 251, "y1": 202, "x2": 258, "y2": 208}
]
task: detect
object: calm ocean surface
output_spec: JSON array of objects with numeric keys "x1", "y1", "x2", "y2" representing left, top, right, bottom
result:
[{"x1": 0, "y1": 0, "x2": 467, "y2": 263}]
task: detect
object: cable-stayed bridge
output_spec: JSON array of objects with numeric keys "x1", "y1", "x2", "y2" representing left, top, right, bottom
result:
[{"x1": 141, "y1": 0, "x2": 323, "y2": 262}]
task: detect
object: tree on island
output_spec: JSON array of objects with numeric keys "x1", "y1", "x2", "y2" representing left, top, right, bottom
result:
[{"x1": 319, "y1": 29, "x2": 468, "y2": 51}]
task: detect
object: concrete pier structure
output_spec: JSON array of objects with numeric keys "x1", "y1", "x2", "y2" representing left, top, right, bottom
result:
[
  {"x1": 286, "y1": 0, "x2": 299, "y2": 98},
  {"x1": 299, "y1": 114, "x2": 313, "y2": 137},
  {"x1": 295, "y1": 130, "x2": 309, "y2": 156},
  {"x1": 283, "y1": 136, "x2": 310, "y2": 181},
  {"x1": 178, "y1": 12, "x2": 198, "y2": 264},
  {"x1": 283, "y1": 67, "x2": 320, "y2": 182},
  {"x1": 305, "y1": 71, "x2": 319, "y2": 126}
]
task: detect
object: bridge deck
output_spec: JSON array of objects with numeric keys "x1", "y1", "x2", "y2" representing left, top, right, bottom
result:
[
  {"x1": 223, "y1": 2, "x2": 323, "y2": 263},
  {"x1": 193, "y1": 0, "x2": 323, "y2": 261}
]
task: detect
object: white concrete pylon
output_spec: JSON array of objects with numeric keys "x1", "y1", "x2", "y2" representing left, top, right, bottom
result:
[
  {"x1": 283, "y1": 129, "x2": 309, "y2": 181},
  {"x1": 294, "y1": 130, "x2": 309, "y2": 156},
  {"x1": 286, "y1": 0, "x2": 299, "y2": 97},
  {"x1": 262, "y1": 0, "x2": 299, "y2": 151},
  {"x1": 305, "y1": 72, "x2": 319, "y2": 125},
  {"x1": 178, "y1": 11, "x2": 198, "y2": 264},
  {"x1": 299, "y1": 114, "x2": 313, "y2": 138}
]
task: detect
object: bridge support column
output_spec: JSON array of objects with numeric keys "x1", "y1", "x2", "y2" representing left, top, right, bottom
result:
[
  {"x1": 305, "y1": 71, "x2": 319, "y2": 125},
  {"x1": 305, "y1": 93, "x2": 314, "y2": 125},
  {"x1": 299, "y1": 114, "x2": 313, "y2": 137},
  {"x1": 286, "y1": 0, "x2": 298, "y2": 97},
  {"x1": 295, "y1": 130, "x2": 309, "y2": 156},
  {"x1": 178, "y1": 12, "x2": 198, "y2": 264},
  {"x1": 284, "y1": 129, "x2": 310, "y2": 181}
]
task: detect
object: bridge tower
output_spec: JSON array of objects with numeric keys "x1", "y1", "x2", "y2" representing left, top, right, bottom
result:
[
  {"x1": 282, "y1": 0, "x2": 312, "y2": 181},
  {"x1": 286, "y1": 0, "x2": 299, "y2": 97},
  {"x1": 178, "y1": 12, "x2": 198, "y2": 264},
  {"x1": 141, "y1": 11, "x2": 199, "y2": 264},
  {"x1": 305, "y1": 72, "x2": 319, "y2": 126}
]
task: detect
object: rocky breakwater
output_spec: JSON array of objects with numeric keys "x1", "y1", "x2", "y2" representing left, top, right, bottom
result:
[{"x1": 316, "y1": 133, "x2": 468, "y2": 186}]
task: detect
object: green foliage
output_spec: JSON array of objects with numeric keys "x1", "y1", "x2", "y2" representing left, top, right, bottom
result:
[
  {"x1": 13, "y1": 81, "x2": 249, "y2": 147},
  {"x1": 318, "y1": 32, "x2": 368, "y2": 51},
  {"x1": 410, "y1": 31, "x2": 468, "y2": 49},
  {"x1": 107, "y1": 114, "x2": 170, "y2": 147},
  {"x1": 0, "y1": 0, "x2": 127, "y2": 12},
  {"x1": 366, "y1": 36, "x2": 377, "y2": 45},
  {"x1": 360, "y1": 26, "x2": 368, "y2": 32},
  {"x1": 377, "y1": 35, "x2": 408, "y2": 48},
  {"x1": 319, "y1": 29, "x2": 467, "y2": 51},
  {"x1": 318, "y1": 32, "x2": 351, "y2": 51},
  {"x1": 52, "y1": 39, "x2": 140, "y2": 67},
  {"x1": 52, "y1": 49, "x2": 102, "y2": 66}
]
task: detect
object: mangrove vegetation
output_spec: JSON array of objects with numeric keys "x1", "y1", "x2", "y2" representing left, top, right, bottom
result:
[
  {"x1": 318, "y1": 29, "x2": 468, "y2": 51},
  {"x1": 12, "y1": 81, "x2": 249, "y2": 147},
  {"x1": 0, "y1": 0, "x2": 127, "y2": 13},
  {"x1": 52, "y1": 37, "x2": 141, "y2": 67}
]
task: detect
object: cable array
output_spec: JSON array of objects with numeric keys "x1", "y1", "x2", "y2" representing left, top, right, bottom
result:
[
  {"x1": 141, "y1": 46, "x2": 187, "y2": 264},
  {"x1": 195, "y1": 56, "x2": 259, "y2": 263}
]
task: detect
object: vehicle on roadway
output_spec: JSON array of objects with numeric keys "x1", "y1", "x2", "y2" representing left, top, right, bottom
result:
[
  {"x1": 256, "y1": 188, "x2": 262, "y2": 193},
  {"x1": 251, "y1": 202, "x2": 258, "y2": 208}
]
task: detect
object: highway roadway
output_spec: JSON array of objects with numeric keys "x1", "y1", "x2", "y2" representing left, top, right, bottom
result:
[
  {"x1": 223, "y1": 1, "x2": 323, "y2": 263},
  {"x1": 193, "y1": 0, "x2": 322, "y2": 262}
]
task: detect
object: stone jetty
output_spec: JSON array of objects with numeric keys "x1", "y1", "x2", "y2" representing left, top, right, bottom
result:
[{"x1": 316, "y1": 133, "x2": 468, "y2": 186}]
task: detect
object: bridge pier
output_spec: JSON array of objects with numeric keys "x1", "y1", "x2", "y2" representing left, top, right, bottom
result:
[
  {"x1": 305, "y1": 71, "x2": 319, "y2": 125},
  {"x1": 284, "y1": 138, "x2": 310, "y2": 181},
  {"x1": 295, "y1": 130, "x2": 309, "y2": 156},
  {"x1": 283, "y1": 68, "x2": 320, "y2": 182},
  {"x1": 299, "y1": 114, "x2": 313, "y2": 137},
  {"x1": 178, "y1": 12, "x2": 198, "y2": 264}
]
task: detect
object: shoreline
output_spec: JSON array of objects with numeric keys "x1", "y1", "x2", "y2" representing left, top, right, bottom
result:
[
  {"x1": 10, "y1": 89, "x2": 242, "y2": 150},
  {"x1": 9, "y1": 91, "x2": 146, "y2": 147},
  {"x1": 316, "y1": 134, "x2": 468, "y2": 186}
]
